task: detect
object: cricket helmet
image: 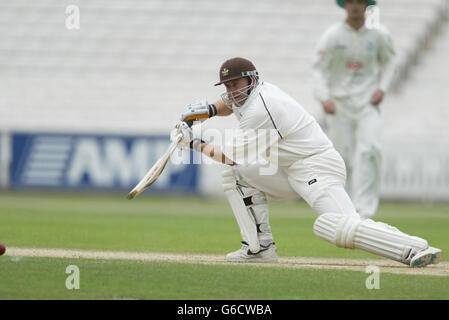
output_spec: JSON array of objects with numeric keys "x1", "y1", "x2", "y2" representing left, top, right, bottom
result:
[
  {"x1": 215, "y1": 57, "x2": 260, "y2": 108},
  {"x1": 336, "y1": 0, "x2": 376, "y2": 8},
  {"x1": 214, "y1": 57, "x2": 259, "y2": 86}
]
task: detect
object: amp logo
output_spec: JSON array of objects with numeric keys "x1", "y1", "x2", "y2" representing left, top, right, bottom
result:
[{"x1": 11, "y1": 133, "x2": 197, "y2": 192}]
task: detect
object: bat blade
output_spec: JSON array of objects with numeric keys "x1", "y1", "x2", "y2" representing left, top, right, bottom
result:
[
  {"x1": 126, "y1": 158, "x2": 165, "y2": 199},
  {"x1": 126, "y1": 190, "x2": 139, "y2": 200},
  {"x1": 127, "y1": 133, "x2": 183, "y2": 200}
]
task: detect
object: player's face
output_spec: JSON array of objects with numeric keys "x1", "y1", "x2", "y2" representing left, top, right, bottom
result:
[
  {"x1": 222, "y1": 77, "x2": 252, "y2": 107},
  {"x1": 344, "y1": 0, "x2": 368, "y2": 20},
  {"x1": 224, "y1": 78, "x2": 249, "y2": 94}
]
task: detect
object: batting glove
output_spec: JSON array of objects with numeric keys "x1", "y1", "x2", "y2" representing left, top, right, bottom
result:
[
  {"x1": 170, "y1": 121, "x2": 194, "y2": 150},
  {"x1": 180, "y1": 100, "x2": 217, "y2": 127}
]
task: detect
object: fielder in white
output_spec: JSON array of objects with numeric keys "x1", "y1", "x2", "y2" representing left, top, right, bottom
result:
[
  {"x1": 173, "y1": 57, "x2": 441, "y2": 267},
  {"x1": 312, "y1": 0, "x2": 395, "y2": 218}
]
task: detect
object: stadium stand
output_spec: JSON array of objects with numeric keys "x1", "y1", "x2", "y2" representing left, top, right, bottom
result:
[
  {"x1": 0, "y1": 0, "x2": 447, "y2": 135},
  {"x1": 383, "y1": 12, "x2": 449, "y2": 143},
  {"x1": 0, "y1": 0, "x2": 448, "y2": 200},
  {"x1": 379, "y1": 6, "x2": 449, "y2": 201}
]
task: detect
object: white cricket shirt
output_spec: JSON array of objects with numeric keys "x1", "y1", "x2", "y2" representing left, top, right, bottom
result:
[
  {"x1": 311, "y1": 21, "x2": 396, "y2": 115},
  {"x1": 222, "y1": 81, "x2": 334, "y2": 167}
]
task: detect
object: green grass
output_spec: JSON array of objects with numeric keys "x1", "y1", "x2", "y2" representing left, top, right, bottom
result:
[
  {"x1": 0, "y1": 191, "x2": 447, "y2": 259},
  {"x1": 1, "y1": 257, "x2": 448, "y2": 300},
  {"x1": 0, "y1": 191, "x2": 448, "y2": 299}
]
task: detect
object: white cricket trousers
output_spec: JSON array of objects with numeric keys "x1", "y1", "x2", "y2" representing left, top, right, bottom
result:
[
  {"x1": 227, "y1": 147, "x2": 434, "y2": 266},
  {"x1": 325, "y1": 105, "x2": 382, "y2": 218},
  {"x1": 234, "y1": 148, "x2": 358, "y2": 217}
]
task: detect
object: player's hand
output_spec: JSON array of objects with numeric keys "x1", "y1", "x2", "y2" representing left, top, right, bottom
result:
[
  {"x1": 371, "y1": 90, "x2": 384, "y2": 106},
  {"x1": 322, "y1": 100, "x2": 336, "y2": 114},
  {"x1": 170, "y1": 122, "x2": 193, "y2": 149},
  {"x1": 180, "y1": 100, "x2": 217, "y2": 127}
]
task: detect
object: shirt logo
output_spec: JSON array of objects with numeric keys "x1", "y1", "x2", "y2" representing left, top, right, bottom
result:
[{"x1": 346, "y1": 61, "x2": 364, "y2": 71}]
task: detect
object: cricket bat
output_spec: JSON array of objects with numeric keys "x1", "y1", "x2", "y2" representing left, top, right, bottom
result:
[{"x1": 127, "y1": 133, "x2": 183, "y2": 200}]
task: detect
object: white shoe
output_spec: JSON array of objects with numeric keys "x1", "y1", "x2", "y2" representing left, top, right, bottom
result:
[
  {"x1": 410, "y1": 246, "x2": 442, "y2": 267},
  {"x1": 226, "y1": 241, "x2": 278, "y2": 263}
]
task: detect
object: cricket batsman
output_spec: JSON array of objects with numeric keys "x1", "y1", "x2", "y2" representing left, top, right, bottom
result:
[
  {"x1": 312, "y1": 0, "x2": 396, "y2": 218},
  {"x1": 172, "y1": 57, "x2": 441, "y2": 267}
]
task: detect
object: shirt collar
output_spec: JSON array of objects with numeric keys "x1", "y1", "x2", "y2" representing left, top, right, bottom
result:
[{"x1": 344, "y1": 21, "x2": 368, "y2": 33}]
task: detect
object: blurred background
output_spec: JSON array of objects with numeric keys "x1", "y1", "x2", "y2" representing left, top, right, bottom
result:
[{"x1": 0, "y1": 0, "x2": 448, "y2": 202}]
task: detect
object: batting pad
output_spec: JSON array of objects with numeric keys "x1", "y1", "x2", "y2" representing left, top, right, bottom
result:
[
  {"x1": 313, "y1": 213, "x2": 428, "y2": 264},
  {"x1": 222, "y1": 169, "x2": 260, "y2": 254}
]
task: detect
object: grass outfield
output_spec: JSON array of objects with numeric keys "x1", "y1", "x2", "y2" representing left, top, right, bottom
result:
[
  {"x1": 2, "y1": 258, "x2": 448, "y2": 300},
  {"x1": 0, "y1": 191, "x2": 448, "y2": 300}
]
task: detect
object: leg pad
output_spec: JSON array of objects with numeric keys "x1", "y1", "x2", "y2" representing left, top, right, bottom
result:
[{"x1": 314, "y1": 213, "x2": 428, "y2": 264}]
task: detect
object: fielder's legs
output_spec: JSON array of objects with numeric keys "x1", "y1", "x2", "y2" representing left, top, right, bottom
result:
[
  {"x1": 325, "y1": 112, "x2": 356, "y2": 199},
  {"x1": 351, "y1": 106, "x2": 382, "y2": 218}
]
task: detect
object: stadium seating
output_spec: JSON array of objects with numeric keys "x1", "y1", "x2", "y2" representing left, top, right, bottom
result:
[
  {"x1": 383, "y1": 20, "x2": 449, "y2": 142},
  {"x1": 0, "y1": 0, "x2": 447, "y2": 136}
]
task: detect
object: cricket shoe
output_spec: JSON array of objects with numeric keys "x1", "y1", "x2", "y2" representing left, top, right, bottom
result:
[
  {"x1": 226, "y1": 241, "x2": 278, "y2": 263},
  {"x1": 409, "y1": 246, "x2": 442, "y2": 267}
]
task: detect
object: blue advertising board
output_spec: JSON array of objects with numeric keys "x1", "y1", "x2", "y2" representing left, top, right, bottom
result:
[{"x1": 10, "y1": 132, "x2": 199, "y2": 193}]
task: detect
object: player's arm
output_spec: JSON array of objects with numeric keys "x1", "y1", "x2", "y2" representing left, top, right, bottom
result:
[
  {"x1": 211, "y1": 99, "x2": 233, "y2": 116},
  {"x1": 371, "y1": 27, "x2": 397, "y2": 106},
  {"x1": 190, "y1": 139, "x2": 235, "y2": 166},
  {"x1": 173, "y1": 122, "x2": 235, "y2": 165},
  {"x1": 180, "y1": 99, "x2": 233, "y2": 126},
  {"x1": 377, "y1": 27, "x2": 397, "y2": 94}
]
